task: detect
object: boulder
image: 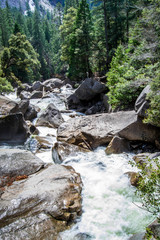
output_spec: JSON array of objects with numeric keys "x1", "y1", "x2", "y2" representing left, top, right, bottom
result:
[
  {"x1": 17, "y1": 83, "x2": 32, "y2": 96},
  {"x1": 35, "y1": 136, "x2": 54, "y2": 150},
  {"x1": 133, "y1": 152, "x2": 160, "y2": 165},
  {"x1": 24, "y1": 104, "x2": 38, "y2": 121},
  {"x1": 67, "y1": 94, "x2": 82, "y2": 110},
  {"x1": 20, "y1": 91, "x2": 31, "y2": 100},
  {"x1": 43, "y1": 78, "x2": 64, "y2": 90},
  {"x1": 102, "y1": 94, "x2": 111, "y2": 112},
  {"x1": 36, "y1": 103, "x2": 64, "y2": 128},
  {"x1": 52, "y1": 141, "x2": 90, "y2": 164},
  {"x1": 57, "y1": 111, "x2": 160, "y2": 149},
  {"x1": 0, "y1": 95, "x2": 19, "y2": 115},
  {"x1": 57, "y1": 111, "x2": 137, "y2": 149},
  {"x1": 125, "y1": 172, "x2": 139, "y2": 187},
  {"x1": 105, "y1": 136, "x2": 130, "y2": 154},
  {"x1": 135, "y1": 85, "x2": 150, "y2": 118},
  {"x1": 18, "y1": 99, "x2": 30, "y2": 115},
  {"x1": 0, "y1": 149, "x2": 45, "y2": 187},
  {"x1": 32, "y1": 81, "x2": 43, "y2": 92},
  {"x1": 30, "y1": 90, "x2": 43, "y2": 99},
  {"x1": 0, "y1": 113, "x2": 29, "y2": 143},
  {"x1": 85, "y1": 101, "x2": 106, "y2": 115},
  {"x1": 118, "y1": 117, "x2": 160, "y2": 143},
  {"x1": 26, "y1": 121, "x2": 39, "y2": 135},
  {"x1": 75, "y1": 78, "x2": 107, "y2": 101},
  {"x1": 0, "y1": 164, "x2": 82, "y2": 240}
]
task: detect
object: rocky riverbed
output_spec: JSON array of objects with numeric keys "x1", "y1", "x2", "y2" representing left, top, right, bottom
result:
[{"x1": 0, "y1": 78, "x2": 160, "y2": 239}]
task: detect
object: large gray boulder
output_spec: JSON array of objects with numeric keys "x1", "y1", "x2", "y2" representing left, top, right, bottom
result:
[
  {"x1": 36, "y1": 103, "x2": 64, "y2": 128},
  {"x1": 17, "y1": 83, "x2": 32, "y2": 96},
  {"x1": 0, "y1": 95, "x2": 19, "y2": 115},
  {"x1": 32, "y1": 81, "x2": 43, "y2": 92},
  {"x1": 57, "y1": 111, "x2": 137, "y2": 149},
  {"x1": 57, "y1": 111, "x2": 160, "y2": 150},
  {"x1": 18, "y1": 99, "x2": 30, "y2": 115},
  {"x1": 20, "y1": 90, "x2": 31, "y2": 100},
  {"x1": 0, "y1": 149, "x2": 45, "y2": 187},
  {"x1": 43, "y1": 78, "x2": 64, "y2": 91},
  {"x1": 75, "y1": 78, "x2": 107, "y2": 101},
  {"x1": 0, "y1": 113, "x2": 29, "y2": 143},
  {"x1": 67, "y1": 79, "x2": 108, "y2": 114},
  {"x1": 135, "y1": 85, "x2": 150, "y2": 118},
  {"x1": 24, "y1": 104, "x2": 38, "y2": 121},
  {"x1": 30, "y1": 90, "x2": 43, "y2": 99},
  {"x1": 0, "y1": 163, "x2": 82, "y2": 240},
  {"x1": 118, "y1": 117, "x2": 160, "y2": 142}
]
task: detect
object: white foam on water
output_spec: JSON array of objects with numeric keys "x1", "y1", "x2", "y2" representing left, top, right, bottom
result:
[{"x1": 60, "y1": 147, "x2": 154, "y2": 240}]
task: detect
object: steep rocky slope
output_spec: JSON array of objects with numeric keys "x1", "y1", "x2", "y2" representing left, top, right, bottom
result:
[{"x1": 0, "y1": 0, "x2": 58, "y2": 12}]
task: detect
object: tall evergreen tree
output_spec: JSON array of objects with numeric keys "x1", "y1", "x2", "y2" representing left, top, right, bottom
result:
[
  {"x1": 72, "y1": 0, "x2": 93, "y2": 79},
  {"x1": 1, "y1": 32, "x2": 40, "y2": 85},
  {"x1": 32, "y1": 8, "x2": 49, "y2": 79}
]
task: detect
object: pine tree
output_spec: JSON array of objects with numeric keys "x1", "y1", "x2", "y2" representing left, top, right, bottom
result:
[
  {"x1": 64, "y1": 0, "x2": 79, "y2": 13},
  {"x1": 32, "y1": 9, "x2": 48, "y2": 79},
  {"x1": 60, "y1": 7, "x2": 77, "y2": 69},
  {"x1": 72, "y1": 0, "x2": 93, "y2": 79},
  {"x1": 1, "y1": 32, "x2": 41, "y2": 85}
]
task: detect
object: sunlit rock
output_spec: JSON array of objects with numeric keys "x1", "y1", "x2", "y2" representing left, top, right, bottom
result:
[
  {"x1": 0, "y1": 148, "x2": 45, "y2": 188},
  {"x1": 0, "y1": 164, "x2": 82, "y2": 240},
  {"x1": 105, "y1": 136, "x2": 130, "y2": 154},
  {"x1": 0, "y1": 95, "x2": 19, "y2": 115},
  {"x1": 36, "y1": 103, "x2": 64, "y2": 128}
]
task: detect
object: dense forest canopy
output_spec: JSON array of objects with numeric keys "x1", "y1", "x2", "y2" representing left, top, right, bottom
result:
[{"x1": 0, "y1": 0, "x2": 159, "y2": 126}]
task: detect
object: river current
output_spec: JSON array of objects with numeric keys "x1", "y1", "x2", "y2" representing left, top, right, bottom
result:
[{"x1": 5, "y1": 89, "x2": 154, "y2": 240}]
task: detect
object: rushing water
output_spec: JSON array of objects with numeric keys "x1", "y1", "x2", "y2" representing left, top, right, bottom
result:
[
  {"x1": 58, "y1": 149, "x2": 153, "y2": 240},
  {"x1": 5, "y1": 90, "x2": 154, "y2": 239}
]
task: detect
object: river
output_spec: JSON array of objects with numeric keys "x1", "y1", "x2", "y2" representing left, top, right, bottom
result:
[{"x1": 5, "y1": 89, "x2": 154, "y2": 240}]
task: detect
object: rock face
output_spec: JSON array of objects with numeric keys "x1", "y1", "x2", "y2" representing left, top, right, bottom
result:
[
  {"x1": 57, "y1": 111, "x2": 160, "y2": 149},
  {"x1": 135, "y1": 85, "x2": 150, "y2": 118},
  {"x1": 105, "y1": 136, "x2": 130, "y2": 154},
  {"x1": 118, "y1": 117, "x2": 160, "y2": 143},
  {"x1": 32, "y1": 81, "x2": 43, "y2": 92},
  {"x1": 75, "y1": 78, "x2": 107, "y2": 101},
  {"x1": 0, "y1": 95, "x2": 19, "y2": 115},
  {"x1": 18, "y1": 100, "x2": 30, "y2": 115},
  {"x1": 0, "y1": 113, "x2": 29, "y2": 143},
  {"x1": 30, "y1": 90, "x2": 43, "y2": 99},
  {"x1": 24, "y1": 104, "x2": 38, "y2": 121},
  {"x1": 36, "y1": 103, "x2": 64, "y2": 128},
  {"x1": 67, "y1": 79, "x2": 108, "y2": 114},
  {"x1": 20, "y1": 90, "x2": 31, "y2": 100},
  {"x1": 43, "y1": 78, "x2": 64, "y2": 90},
  {"x1": 17, "y1": 83, "x2": 32, "y2": 96},
  {"x1": 0, "y1": 149, "x2": 82, "y2": 240},
  {"x1": 0, "y1": 149, "x2": 45, "y2": 187}
]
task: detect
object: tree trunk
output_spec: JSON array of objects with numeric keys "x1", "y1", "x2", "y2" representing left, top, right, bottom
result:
[{"x1": 103, "y1": 0, "x2": 109, "y2": 70}]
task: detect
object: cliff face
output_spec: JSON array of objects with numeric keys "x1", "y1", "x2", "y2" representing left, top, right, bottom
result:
[{"x1": 0, "y1": 0, "x2": 56, "y2": 12}]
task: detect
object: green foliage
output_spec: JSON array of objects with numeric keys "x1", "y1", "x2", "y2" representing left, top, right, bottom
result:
[
  {"x1": 0, "y1": 62, "x2": 13, "y2": 93},
  {"x1": 60, "y1": 0, "x2": 93, "y2": 81},
  {"x1": 145, "y1": 72, "x2": 160, "y2": 127},
  {"x1": 106, "y1": 44, "x2": 146, "y2": 109},
  {"x1": 135, "y1": 157, "x2": 160, "y2": 220},
  {"x1": 1, "y1": 32, "x2": 40, "y2": 85}
]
